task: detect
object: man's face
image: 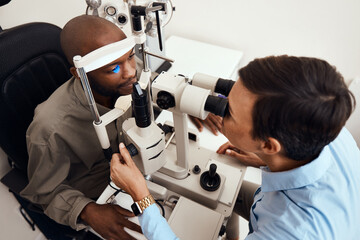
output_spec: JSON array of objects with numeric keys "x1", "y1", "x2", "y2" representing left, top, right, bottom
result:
[
  {"x1": 87, "y1": 47, "x2": 137, "y2": 99},
  {"x1": 222, "y1": 79, "x2": 262, "y2": 153}
]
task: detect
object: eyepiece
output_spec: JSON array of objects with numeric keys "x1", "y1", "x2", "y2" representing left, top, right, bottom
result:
[
  {"x1": 204, "y1": 95, "x2": 229, "y2": 117},
  {"x1": 132, "y1": 82, "x2": 151, "y2": 128},
  {"x1": 215, "y1": 78, "x2": 235, "y2": 97}
]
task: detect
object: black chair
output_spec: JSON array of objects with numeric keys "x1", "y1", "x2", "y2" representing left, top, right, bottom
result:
[
  {"x1": 0, "y1": 22, "x2": 71, "y2": 188},
  {"x1": 0, "y1": 21, "x2": 101, "y2": 239}
]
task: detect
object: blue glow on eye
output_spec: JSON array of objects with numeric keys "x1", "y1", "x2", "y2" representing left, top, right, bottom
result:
[{"x1": 112, "y1": 65, "x2": 120, "y2": 73}]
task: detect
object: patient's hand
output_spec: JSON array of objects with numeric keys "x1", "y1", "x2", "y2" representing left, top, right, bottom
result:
[
  {"x1": 217, "y1": 141, "x2": 266, "y2": 168},
  {"x1": 189, "y1": 113, "x2": 223, "y2": 135},
  {"x1": 110, "y1": 143, "x2": 150, "y2": 201},
  {"x1": 80, "y1": 202, "x2": 141, "y2": 240}
]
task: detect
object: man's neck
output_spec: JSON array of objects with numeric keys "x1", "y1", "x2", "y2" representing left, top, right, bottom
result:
[{"x1": 261, "y1": 154, "x2": 313, "y2": 172}]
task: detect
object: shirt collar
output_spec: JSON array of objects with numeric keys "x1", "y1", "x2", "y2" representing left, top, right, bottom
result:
[{"x1": 261, "y1": 145, "x2": 333, "y2": 192}]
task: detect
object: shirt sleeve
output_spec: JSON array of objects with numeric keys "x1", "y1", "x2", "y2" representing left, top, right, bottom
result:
[
  {"x1": 138, "y1": 204, "x2": 179, "y2": 240},
  {"x1": 20, "y1": 141, "x2": 93, "y2": 230}
]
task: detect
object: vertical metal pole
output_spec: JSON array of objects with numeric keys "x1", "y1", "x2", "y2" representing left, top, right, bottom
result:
[
  {"x1": 141, "y1": 43, "x2": 149, "y2": 72},
  {"x1": 77, "y1": 67, "x2": 102, "y2": 125}
]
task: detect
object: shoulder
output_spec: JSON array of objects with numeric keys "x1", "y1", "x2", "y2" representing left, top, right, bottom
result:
[
  {"x1": 328, "y1": 127, "x2": 360, "y2": 175},
  {"x1": 27, "y1": 78, "x2": 82, "y2": 145}
]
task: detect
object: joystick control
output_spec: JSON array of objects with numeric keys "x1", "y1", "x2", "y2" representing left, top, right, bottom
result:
[{"x1": 200, "y1": 163, "x2": 221, "y2": 191}]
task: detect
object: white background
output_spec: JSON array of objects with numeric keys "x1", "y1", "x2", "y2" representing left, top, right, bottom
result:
[
  {"x1": 0, "y1": 1, "x2": 359, "y2": 239},
  {"x1": 0, "y1": 0, "x2": 359, "y2": 81}
]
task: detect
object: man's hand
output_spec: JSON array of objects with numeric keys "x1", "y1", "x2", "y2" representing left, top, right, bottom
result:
[
  {"x1": 189, "y1": 113, "x2": 223, "y2": 135},
  {"x1": 217, "y1": 141, "x2": 266, "y2": 168},
  {"x1": 110, "y1": 143, "x2": 150, "y2": 201},
  {"x1": 80, "y1": 202, "x2": 141, "y2": 240}
]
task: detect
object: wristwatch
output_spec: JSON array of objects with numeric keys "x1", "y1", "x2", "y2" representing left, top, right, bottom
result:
[{"x1": 131, "y1": 194, "x2": 155, "y2": 216}]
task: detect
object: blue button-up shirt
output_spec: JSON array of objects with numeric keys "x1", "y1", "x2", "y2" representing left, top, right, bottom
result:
[
  {"x1": 246, "y1": 128, "x2": 360, "y2": 240},
  {"x1": 139, "y1": 128, "x2": 360, "y2": 240},
  {"x1": 139, "y1": 203, "x2": 179, "y2": 240}
]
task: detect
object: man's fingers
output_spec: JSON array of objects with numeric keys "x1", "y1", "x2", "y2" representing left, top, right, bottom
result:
[
  {"x1": 114, "y1": 205, "x2": 135, "y2": 217},
  {"x1": 190, "y1": 116, "x2": 203, "y2": 132},
  {"x1": 209, "y1": 114, "x2": 223, "y2": 131},
  {"x1": 217, "y1": 141, "x2": 231, "y2": 154},
  {"x1": 226, "y1": 149, "x2": 247, "y2": 160},
  {"x1": 123, "y1": 219, "x2": 143, "y2": 234},
  {"x1": 114, "y1": 206, "x2": 142, "y2": 234},
  {"x1": 110, "y1": 227, "x2": 137, "y2": 240},
  {"x1": 204, "y1": 118, "x2": 218, "y2": 135}
]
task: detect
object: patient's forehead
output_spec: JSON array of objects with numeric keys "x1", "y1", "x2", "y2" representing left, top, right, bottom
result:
[{"x1": 72, "y1": 17, "x2": 126, "y2": 55}]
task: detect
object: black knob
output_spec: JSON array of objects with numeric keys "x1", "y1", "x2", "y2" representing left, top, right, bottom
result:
[
  {"x1": 193, "y1": 165, "x2": 201, "y2": 174},
  {"x1": 126, "y1": 143, "x2": 138, "y2": 157},
  {"x1": 157, "y1": 123, "x2": 173, "y2": 135},
  {"x1": 200, "y1": 163, "x2": 221, "y2": 191},
  {"x1": 156, "y1": 91, "x2": 175, "y2": 110},
  {"x1": 118, "y1": 14, "x2": 127, "y2": 24},
  {"x1": 209, "y1": 163, "x2": 217, "y2": 177}
]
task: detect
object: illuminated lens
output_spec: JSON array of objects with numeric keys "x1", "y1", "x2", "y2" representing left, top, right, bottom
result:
[{"x1": 112, "y1": 65, "x2": 120, "y2": 73}]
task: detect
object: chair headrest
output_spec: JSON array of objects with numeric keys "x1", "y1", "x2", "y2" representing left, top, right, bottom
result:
[{"x1": 0, "y1": 0, "x2": 11, "y2": 7}]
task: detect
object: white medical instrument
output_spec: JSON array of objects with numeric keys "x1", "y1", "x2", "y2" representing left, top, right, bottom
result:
[{"x1": 76, "y1": 1, "x2": 246, "y2": 239}]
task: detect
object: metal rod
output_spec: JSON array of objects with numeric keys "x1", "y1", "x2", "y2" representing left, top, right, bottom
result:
[
  {"x1": 146, "y1": 5, "x2": 162, "y2": 14},
  {"x1": 141, "y1": 43, "x2": 150, "y2": 72},
  {"x1": 165, "y1": 131, "x2": 176, "y2": 149},
  {"x1": 155, "y1": 11, "x2": 163, "y2": 51},
  {"x1": 77, "y1": 67, "x2": 101, "y2": 124},
  {"x1": 144, "y1": 51, "x2": 174, "y2": 63}
]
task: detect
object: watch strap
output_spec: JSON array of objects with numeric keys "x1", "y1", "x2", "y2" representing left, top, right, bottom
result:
[{"x1": 131, "y1": 194, "x2": 155, "y2": 216}]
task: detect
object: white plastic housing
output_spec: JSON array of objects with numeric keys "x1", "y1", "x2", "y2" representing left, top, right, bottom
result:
[
  {"x1": 93, "y1": 108, "x2": 125, "y2": 148},
  {"x1": 87, "y1": 0, "x2": 133, "y2": 36},
  {"x1": 73, "y1": 36, "x2": 136, "y2": 73},
  {"x1": 122, "y1": 118, "x2": 166, "y2": 175},
  {"x1": 152, "y1": 72, "x2": 188, "y2": 112},
  {"x1": 192, "y1": 72, "x2": 219, "y2": 93},
  {"x1": 180, "y1": 85, "x2": 210, "y2": 120}
]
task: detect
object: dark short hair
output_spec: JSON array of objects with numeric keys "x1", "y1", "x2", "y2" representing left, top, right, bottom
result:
[{"x1": 239, "y1": 55, "x2": 355, "y2": 161}]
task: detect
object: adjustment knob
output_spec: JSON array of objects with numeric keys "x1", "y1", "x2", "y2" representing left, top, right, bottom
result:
[
  {"x1": 200, "y1": 163, "x2": 221, "y2": 192},
  {"x1": 156, "y1": 91, "x2": 175, "y2": 110},
  {"x1": 193, "y1": 165, "x2": 201, "y2": 174},
  {"x1": 126, "y1": 143, "x2": 138, "y2": 157},
  {"x1": 209, "y1": 163, "x2": 217, "y2": 177}
]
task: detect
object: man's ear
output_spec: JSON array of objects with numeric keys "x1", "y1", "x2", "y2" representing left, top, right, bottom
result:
[
  {"x1": 70, "y1": 67, "x2": 79, "y2": 79},
  {"x1": 261, "y1": 137, "x2": 281, "y2": 155}
]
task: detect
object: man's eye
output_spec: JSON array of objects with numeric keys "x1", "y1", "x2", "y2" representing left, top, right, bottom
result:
[
  {"x1": 129, "y1": 53, "x2": 135, "y2": 59},
  {"x1": 112, "y1": 65, "x2": 120, "y2": 73}
]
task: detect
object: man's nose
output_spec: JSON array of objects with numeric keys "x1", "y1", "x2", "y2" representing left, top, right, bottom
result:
[{"x1": 122, "y1": 61, "x2": 135, "y2": 79}]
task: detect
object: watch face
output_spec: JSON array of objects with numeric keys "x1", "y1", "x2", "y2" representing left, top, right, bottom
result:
[{"x1": 131, "y1": 202, "x2": 141, "y2": 216}]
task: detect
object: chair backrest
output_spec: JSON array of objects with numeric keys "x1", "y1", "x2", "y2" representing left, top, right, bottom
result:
[{"x1": 0, "y1": 22, "x2": 71, "y2": 175}]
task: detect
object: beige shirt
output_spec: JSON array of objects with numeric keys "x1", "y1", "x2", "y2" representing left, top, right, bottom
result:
[{"x1": 20, "y1": 77, "x2": 132, "y2": 230}]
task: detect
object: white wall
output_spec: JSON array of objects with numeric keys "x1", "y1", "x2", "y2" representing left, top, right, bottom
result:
[
  {"x1": 166, "y1": 0, "x2": 360, "y2": 81},
  {"x1": 0, "y1": 0, "x2": 359, "y2": 80},
  {"x1": 0, "y1": 0, "x2": 86, "y2": 29}
]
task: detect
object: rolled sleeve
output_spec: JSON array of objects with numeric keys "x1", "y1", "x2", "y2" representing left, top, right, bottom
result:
[{"x1": 138, "y1": 204, "x2": 178, "y2": 240}]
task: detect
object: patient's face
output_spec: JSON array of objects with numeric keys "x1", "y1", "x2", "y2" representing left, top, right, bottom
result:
[
  {"x1": 87, "y1": 47, "x2": 137, "y2": 99},
  {"x1": 222, "y1": 79, "x2": 262, "y2": 153}
]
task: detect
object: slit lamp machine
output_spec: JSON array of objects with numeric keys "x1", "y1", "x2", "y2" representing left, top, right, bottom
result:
[{"x1": 73, "y1": 1, "x2": 246, "y2": 239}]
